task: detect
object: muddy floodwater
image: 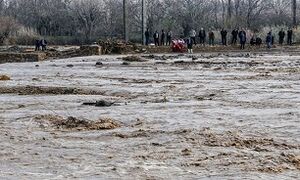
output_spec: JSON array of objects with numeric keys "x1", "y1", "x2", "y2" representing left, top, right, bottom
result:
[{"x1": 0, "y1": 53, "x2": 299, "y2": 179}]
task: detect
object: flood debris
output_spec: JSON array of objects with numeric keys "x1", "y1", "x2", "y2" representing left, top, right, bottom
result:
[
  {"x1": 0, "y1": 75, "x2": 11, "y2": 81},
  {"x1": 280, "y1": 153, "x2": 300, "y2": 170},
  {"x1": 182, "y1": 148, "x2": 192, "y2": 156},
  {"x1": 141, "y1": 54, "x2": 182, "y2": 60},
  {"x1": 141, "y1": 97, "x2": 168, "y2": 104},
  {"x1": 122, "y1": 55, "x2": 147, "y2": 62},
  {"x1": 34, "y1": 114, "x2": 120, "y2": 131},
  {"x1": 82, "y1": 100, "x2": 115, "y2": 107},
  {"x1": 32, "y1": 78, "x2": 40, "y2": 81},
  {"x1": 199, "y1": 130, "x2": 300, "y2": 150},
  {"x1": 79, "y1": 45, "x2": 101, "y2": 56},
  {"x1": 195, "y1": 93, "x2": 217, "y2": 101},
  {"x1": 98, "y1": 39, "x2": 139, "y2": 54}
]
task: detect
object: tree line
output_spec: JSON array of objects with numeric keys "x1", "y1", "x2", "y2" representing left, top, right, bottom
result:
[{"x1": 0, "y1": 0, "x2": 298, "y2": 45}]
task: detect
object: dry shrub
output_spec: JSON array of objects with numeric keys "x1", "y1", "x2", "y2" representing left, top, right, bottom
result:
[
  {"x1": 0, "y1": 75, "x2": 11, "y2": 81},
  {"x1": 0, "y1": 17, "x2": 19, "y2": 45},
  {"x1": 0, "y1": 17, "x2": 39, "y2": 45},
  {"x1": 13, "y1": 26, "x2": 40, "y2": 45}
]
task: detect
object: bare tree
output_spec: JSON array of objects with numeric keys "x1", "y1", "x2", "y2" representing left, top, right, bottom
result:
[
  {"x1": 71, "y1": 0, "x2": 104, "y2": 42},
  {"x1": 221, "y1": 0, "x2": 226, "y2": 27},
  {"x1": 0, "y1": 16, "x2": 18, "y2": 45},
  {"x1": 0, "y1": 0, "x2": 297, "y2": 44},
  {"x1": 142, "y1": 0, "x2": 146, "y2": 44},
  {"x1": 228, "y1": 0, "x2": 232, "y2": 22},
  {"x1": 0, "y1": 0, "x2": 4, "y2": 15},
  {"x1": 292, "y1": 0, "x2": 297, "y2": 27},
  {"x1": 245, "y1": 0, "x2": 265, "y2": 28},
  {"x1": 123, "y1": 0, "x2": 128, "y2": 42}
]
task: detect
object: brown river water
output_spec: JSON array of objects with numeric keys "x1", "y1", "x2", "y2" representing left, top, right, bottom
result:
[{"x1": 0, "y1": 53, "x2": 299, "y2": 179}]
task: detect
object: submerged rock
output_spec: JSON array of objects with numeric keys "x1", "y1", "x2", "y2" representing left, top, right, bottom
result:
[
  {"x1": 122, "y1": 62, "x2": 130, "y2": 66},
  {"x1": 95, "y1": 61, "x2": 103, "y2": 66},
  {"x1": 192, "y1": 57, "x2": 198, "y2": 60},
  {"x1": 82, "y1": 100, "x2": 115, "y2": 107},
  {"x1": 66, "y1": 64, "x2": 74, "y2": 68}
]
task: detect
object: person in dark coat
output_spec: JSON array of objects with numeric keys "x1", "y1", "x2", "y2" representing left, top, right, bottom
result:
[
  {"x1": 187, "y1": 37, "x2": 193, "y2": 54},
  {"x1": 161, "y1": 29, "x2": 166, "y2": 46},
  {"x1": 256, "y1": 37, "x2": 262, "y2": 47},
  {"x1": 220, "y1": 28, "x2": 227, "y2": 46},
  {"x1": 278, "y1": 29, "x2": 285, "y2": 45},
  {"x1": 231, "y1": 28, "x2": 239, "y2": 45},
  {"x1": 35, "y1": 39, "x2": 41, "y2": 51},
  {"x1": 199, "y1": 28, "x2": 206, "y2": 46},
  {"x1": 239, "y1": 29, "x2": 247, "y2": 50},
  {"x1": 208, "y1": 30, "x2": 215, "y2": 46},
  {"x1": 145, "y1": 28, "x2": 150, "y2": 45},
  {"x1": 40, "y1": 39, "x2": 47, "y2": 51},
  {"x1": 153, "y1": 30, "x2": 159, "y2": 46},
  {"x1": 287, "y1": 28, "x2": 293, "y2": 45},
  {"x1": 250, "y1": 33, "x2": 262, "y2": 47},
  {"x1": 250, "y1": 36, "x2": 256, "y2": 46},
  {"x1": 166, "y1": 30, "x2": 172, "y2": 46},
  {"x1": 266, "y1": 31, "x2": 273, "y2": 49}
]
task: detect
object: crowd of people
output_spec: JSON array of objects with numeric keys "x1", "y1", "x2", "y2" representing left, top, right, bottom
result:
[{"x1": 144, "y1": 27, "x2": 294, "y2": 52}]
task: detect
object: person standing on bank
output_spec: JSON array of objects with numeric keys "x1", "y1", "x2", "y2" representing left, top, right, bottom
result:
[
  {"x1": 208, "y1": 30, "x2": 215, "y2": 46},
  {"x1": 278, "y1": 29, "x2": 285, "y2": 46},
  {"x1": 199, "y1": 28, "x2": 206, "y2": 46},
  {"x1": 145, "y1": 28, "x2": 150, "y2": 46},
  {"x1": 221, "y1": 28, "x2": 227, "y2": 46},
  {"x1": 35, "y1": 39, "x2": 41, "y2": 51},
  {"x1": 239, "y1": 28, "x2": 247, "y2": 50},
  {"x1": 161, "y1": 29, "x2": 166, "y2": 46},
  {"x1": 190, "y1": 29, "x2": 197, "y2": 45},
  {"x1": 231, "y1": 28, "x2": 239, "y2": 45},
  {"x1": 153, "y1": 30, "x2": 160, "y2": 46},
  {"x1": 187, "y1": 37, "x2": 193, "y2": 54},
  {"x1": 266, "y1": 31, "x2": 273, "y2": 49},
  {"x1": 167, "y1": 30, "x2": 172, "y2": 46},
  {"x1": 287, "y1": 28, "x2": 293, "y2": 45},
  {"x1": 271, "y1": 33, "x2": 275, "y2": 45},
  {"x1": 41, "y1": 38, "x2": 47, "y2": 51}
]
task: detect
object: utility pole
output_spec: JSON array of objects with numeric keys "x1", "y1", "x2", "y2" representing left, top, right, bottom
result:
[
  {"x1": 292, "y1": 0, "x2": 297, "y2": 27},
  {"x1": 142, "y1": 0, "x2": 146, "y2": 45},
  {"x1": 123, "y1": 0, "x2": 128, "y2": 42}
]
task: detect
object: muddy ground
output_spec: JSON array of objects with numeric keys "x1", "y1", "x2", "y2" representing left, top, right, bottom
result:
[{"x1": 0, "y1": 52, "x2": 299, "y2": 179}]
